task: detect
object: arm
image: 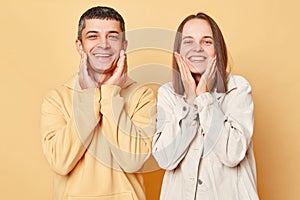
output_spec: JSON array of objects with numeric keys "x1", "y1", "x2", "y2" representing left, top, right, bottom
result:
[
  {"x1": 99, "y1": 84, "x2": 156, "y2": 173},
  {"x1": 41, "y1": 87, "x2": 101, "y2": 175},
  {"x1": 152, "y1": 85, "x2": 199, "y2": 170},
  {"x1": 195, "y1": 78, "x2": 254, "y2": 167}
]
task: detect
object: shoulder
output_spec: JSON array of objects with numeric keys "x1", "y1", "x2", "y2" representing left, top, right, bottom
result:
[
  {"x1": 157, "y1": 82, "x2": 184, "y2": 108},
  {"x1": 227, "y1": 74, "x2": 252, "y2": 92},
  {"x1": 42, "y1": 89, "x2": 67, "y2": 114},
  {"x1": 224, "y1": 74, "x2": 253, "y2": 104},
  {"x1": 42, "y1": 76, "x2": 76, "y2": 107},
  {"x1": 158, "y1": 82, "x2": 176, "y2": 95},
  {"x1": 123, "y1": 78, "x2": 156, "y2": 102},
  {"x1": 229, "y1": 74, "x2": 251, "y2": 85}
]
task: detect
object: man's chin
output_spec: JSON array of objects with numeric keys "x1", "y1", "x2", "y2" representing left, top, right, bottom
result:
[
  {"x1": 91, "y1": 65, "x2": 116, "y2": 74},
  {"x1": 88, "y1": 55, "x2": 117, "y2": 74}
]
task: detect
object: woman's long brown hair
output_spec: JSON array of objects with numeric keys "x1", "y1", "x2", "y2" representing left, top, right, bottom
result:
[{"x1": 173, "y1": 12, "x2": 228, "y2": 95}]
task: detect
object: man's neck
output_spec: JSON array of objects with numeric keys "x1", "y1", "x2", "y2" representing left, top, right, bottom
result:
[{"x1": 88, "y1": 70, "x2": 111, "y2": 87}]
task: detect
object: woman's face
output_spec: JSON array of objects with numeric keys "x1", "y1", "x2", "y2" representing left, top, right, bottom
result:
[{"x1": 180, "y1": 18, "x2": 216, "y2": 74}]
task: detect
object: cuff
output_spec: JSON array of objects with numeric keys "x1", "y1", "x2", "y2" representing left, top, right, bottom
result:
[
  {"x1": 194, "y1": 92, "x2": 214, "y2": 112},
  {"x1": 100, "y1": 85, "x2": 121, "y2": 101},
  {"x1": 77, "y1": 88, "x2": 101, "y2": 103},
  {"x1": 177, "y1": 97, "x2": 198, "y2": 121},
  {"x1": 202, "y1": 100, "x2": 225, "y2": 157}
]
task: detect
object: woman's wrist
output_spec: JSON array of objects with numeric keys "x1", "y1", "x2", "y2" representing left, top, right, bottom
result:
[{"x1": 185, "y1": 92, "x2": 196, "y2": 105}]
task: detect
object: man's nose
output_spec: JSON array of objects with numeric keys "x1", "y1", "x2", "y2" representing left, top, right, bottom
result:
[{"x1": 97, "y1": 37, "x2": 110, "y2": 49}]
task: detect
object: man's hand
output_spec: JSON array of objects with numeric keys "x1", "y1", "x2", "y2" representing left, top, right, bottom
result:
[
  {"x1": 103, "y1": 50, "x2": 127, "y2": 87},
  {"x1": 78, "y1": 51, "x2": 98, "y2": 89}
]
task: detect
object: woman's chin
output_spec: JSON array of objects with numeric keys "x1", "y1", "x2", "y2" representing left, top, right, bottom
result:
[{"x1": 189, "y1": 66, "x2": 206, "y2": 75}]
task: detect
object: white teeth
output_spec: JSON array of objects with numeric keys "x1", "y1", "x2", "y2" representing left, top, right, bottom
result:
[
  {"x1": 190, "y1": 56, "x2": 205, "y2": 61},
  {"x1": 94, "y1": 54, "x2": 110, "y2": 57}
]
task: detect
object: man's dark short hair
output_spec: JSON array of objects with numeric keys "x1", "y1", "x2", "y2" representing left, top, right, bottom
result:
[{"x1": 77, "y1": 6, "x2": 125, "y2": 41}]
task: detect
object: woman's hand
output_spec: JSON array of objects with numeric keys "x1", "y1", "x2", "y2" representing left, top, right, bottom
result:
[
  {"x1": 175, "y1": 53, "x2": 217, "y2": 103},
  {"x1": 174, "y1": 52, "x2": 197, "y2": 104},
  {"x1": 196, "y1": 57, "x2": 217, "y2": 95}
]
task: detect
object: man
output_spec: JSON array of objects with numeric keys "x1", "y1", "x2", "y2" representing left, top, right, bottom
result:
[{"x1": 41, "y1": 6, "x2": 156, "y2": 200}]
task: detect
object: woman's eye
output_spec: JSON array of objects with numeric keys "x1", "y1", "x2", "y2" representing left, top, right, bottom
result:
[
  {"x1": 202, "y1": 39, "x2": 213, "y2": 46},
  {"x1": 183, "y1": 40, "x2": 193, "y2": 45}
]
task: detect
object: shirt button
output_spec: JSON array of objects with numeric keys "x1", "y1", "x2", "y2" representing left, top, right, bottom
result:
[
  {"x1": 194, "y1": 104, "x2": 198, "y2": 109},
  {"x1": 198, "y1": 179, "x2": 203, "y2": 185},
  {"x1": 183, "y1": 106, "x2": 187, "y2": 111}
]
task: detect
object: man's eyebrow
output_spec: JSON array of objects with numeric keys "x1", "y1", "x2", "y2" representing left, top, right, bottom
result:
[
  {"x1": 86, "y1": 30, "x2": 99, "y2": 35},
  {"x1": 85, "y1": 30, "x2": 120, "y2": 35},
  {"x1": 108, "y1": 30, "x2": 120, "y2": 34}
]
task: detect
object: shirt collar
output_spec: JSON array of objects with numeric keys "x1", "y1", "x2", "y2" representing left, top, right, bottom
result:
[{"x1": 214, "y1": 74, "x2": 238, "y2": 100}]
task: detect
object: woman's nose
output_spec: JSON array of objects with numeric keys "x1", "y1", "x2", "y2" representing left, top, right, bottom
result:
[{"x1": 193, "y1": 43, "x2": 204, "y2": 52}]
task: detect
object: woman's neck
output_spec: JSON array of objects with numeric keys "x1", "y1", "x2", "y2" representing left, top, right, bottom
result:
[{"x1": 192, "y1": 73, "x2": 201, "y2": 84}]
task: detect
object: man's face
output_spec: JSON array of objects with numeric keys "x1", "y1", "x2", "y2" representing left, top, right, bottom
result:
[{"x1": 77, "y1": 19, "x2": 127, "y2": 73}]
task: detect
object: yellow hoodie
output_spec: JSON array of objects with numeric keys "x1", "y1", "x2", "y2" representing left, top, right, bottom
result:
[{"x1": 41, "y1": 74, "x2": 156, "y2": 200}]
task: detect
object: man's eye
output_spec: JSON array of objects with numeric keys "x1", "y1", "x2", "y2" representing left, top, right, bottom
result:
[
  {"x1": 87, "y1": 35, "x2": 98, "y2": 39},
  {"x1": 108, "y1": 35, "x2": 119, "y2": 40}
]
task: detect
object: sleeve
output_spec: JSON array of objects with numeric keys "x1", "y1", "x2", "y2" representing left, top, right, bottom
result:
[
  {"x1": 194, "y1": 80, "x2": 254, "y2": 167},
  {"x1": 41, "y1": 88, "x2": 101, "y2": 175},
  {"x1": 99, "y1": 84, "x2": 156, "y2": 173},
  {"x1": 152, "y1": 85, "x2": 199, "y2": 170}
]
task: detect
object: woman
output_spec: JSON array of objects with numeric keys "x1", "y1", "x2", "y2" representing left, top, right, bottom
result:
[{"x1": 152, "y1": 13, "x2": 259, "y2": 199}]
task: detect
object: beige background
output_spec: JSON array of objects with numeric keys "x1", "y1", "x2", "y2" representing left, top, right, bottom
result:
[{"x1": 1, "y1": 0, "x2": 300, "y2": 199}]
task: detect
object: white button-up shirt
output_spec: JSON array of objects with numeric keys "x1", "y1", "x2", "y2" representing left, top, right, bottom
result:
[{"x1": 152, "y1": 75, "x2": 259, "y2": 200}]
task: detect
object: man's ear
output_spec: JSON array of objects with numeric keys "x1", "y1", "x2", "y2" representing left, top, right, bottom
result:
[
  {"x1": 122, "y1": 40, "x2": 128, "y2": 51},
  {"x1": 75, "y1": 39, "x2": 83, "y2": 54}
]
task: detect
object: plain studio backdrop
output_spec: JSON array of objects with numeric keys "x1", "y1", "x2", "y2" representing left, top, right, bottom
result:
[{"x1": 0, "y1": 0, "x2": 299, "y2": 199}]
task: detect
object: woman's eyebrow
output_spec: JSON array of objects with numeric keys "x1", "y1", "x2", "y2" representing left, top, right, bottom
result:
[{"x1": 182, "y1": 36, "x2": 193, "y2": 40}]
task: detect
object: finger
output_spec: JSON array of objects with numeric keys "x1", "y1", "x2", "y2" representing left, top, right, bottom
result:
[
  {"x1": 120, "y1": 71, "x2": 127, "y2": 84},
  {"x1": 115, "y1": 51, "x2": 126, "y2": 77},
  {"x1": 78, "y1": 52, "x2": 89, "y2": 88},
  {"x1": 182, "y1": 56, "x2": 194, "y2": 80},
  {"x1": 202, "y1": 56, "x2": 214, "y2": 79},
  {"x1": 123, "y1": 54, "x2": 128, "y2": 72},
  {"x1": 81, "y1": 52, "x2": 89, "y2": 77},
  {"x1": 79, "y1": 52, "x2": 86, "y2": 74},
  {"x1": 179, "y1": 56, "x2": 189, "y2": 81},
  {"x1": 174, "y1": 53, "x2": 187, "y2": 79},
  {"x1": 209, "y1": 58, "x2": 217, "y2": 78},
  {"x1": 176, "y1": 55, "x2": 185, "y2": 77}
]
